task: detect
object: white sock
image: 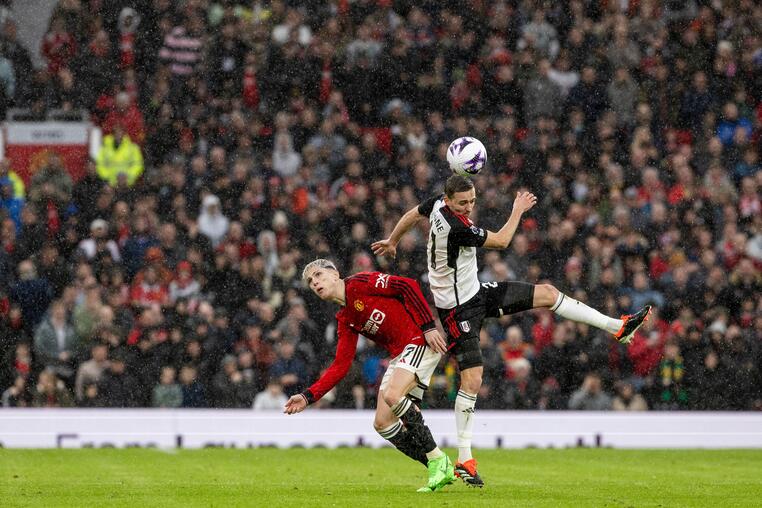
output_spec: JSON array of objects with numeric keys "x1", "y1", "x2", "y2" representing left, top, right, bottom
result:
[
  {"x1": 425, "y1": 447, "x2": 443, "y2": 460},
  {"x1": 551, "y1": 293, "x2": 622, "y2": 334},
  {"x1": 390, "y1": 397, "x2": 412, "y2": 418},
  {"x1": 376, "y1": 420, "x2": 403, "y2": 441},
  {"x1": 455, "y1": 390, "x2": 476, "y2": 463}
]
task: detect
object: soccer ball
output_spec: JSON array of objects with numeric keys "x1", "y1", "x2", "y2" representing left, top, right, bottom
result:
[{"x1": 446, "y1": 137, "x2": 487, "y2": 177}]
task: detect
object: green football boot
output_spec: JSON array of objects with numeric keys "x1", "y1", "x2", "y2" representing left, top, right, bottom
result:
[{"x1": 417, "y1": 454, "x2": 455, "y2": 492}]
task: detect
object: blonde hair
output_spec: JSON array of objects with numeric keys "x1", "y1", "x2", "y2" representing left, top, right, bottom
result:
[{"x1": 301, "y1": 259, "x2": 338, "y2": 283}]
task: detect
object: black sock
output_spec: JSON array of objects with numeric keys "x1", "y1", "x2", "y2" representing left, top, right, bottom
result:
[
  {"x1": 396, "y1": 399, "x2": 437, "y2": 456},
  {"x1": 388, "y1": 428, "x2": 428, "y2": 467}
]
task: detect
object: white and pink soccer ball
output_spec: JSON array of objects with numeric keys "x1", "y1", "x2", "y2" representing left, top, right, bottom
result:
[{"x1": 446, "y1": 136, "x2": 487, "y2": 177}]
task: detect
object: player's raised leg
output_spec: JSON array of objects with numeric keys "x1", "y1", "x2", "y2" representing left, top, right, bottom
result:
[
  {"x1": 536, "y1": 284, "x2": 651, "y2": 344},
  {"x1": 488, "y1": 281, "x2": 652, "y2": 345}
]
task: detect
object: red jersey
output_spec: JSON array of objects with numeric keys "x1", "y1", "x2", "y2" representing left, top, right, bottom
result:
[{"x1": 303, "y1": 272, "x2": 435, "y2": 403}]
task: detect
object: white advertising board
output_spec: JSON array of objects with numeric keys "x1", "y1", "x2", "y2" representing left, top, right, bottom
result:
[{"x1": 1, "y1": 410, "x2": 760, "y2": 449}]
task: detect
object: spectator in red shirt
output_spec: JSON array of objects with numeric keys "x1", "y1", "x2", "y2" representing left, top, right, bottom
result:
[
  {"x1": 627, "y1": 307, "x2": 670, "y2": 378},
  {"x1": 130, "y1": 265, "x2": 169, "y2": 309},
  {"x1": 40, "y1": 16, "x2": 76, "y2": 75},
  {"x1": 101, "y1": 92, "x2": 145, "y2": 145}
]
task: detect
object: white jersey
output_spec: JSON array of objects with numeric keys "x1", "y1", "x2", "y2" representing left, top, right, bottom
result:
[{"x1": 419, "y1": 195, "x2": 487, "y2": 309}]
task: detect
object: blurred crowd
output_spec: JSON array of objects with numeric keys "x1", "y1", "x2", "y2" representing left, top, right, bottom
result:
[{"x1": 0, "y1": 0, "x2": 760, "y2": 411}]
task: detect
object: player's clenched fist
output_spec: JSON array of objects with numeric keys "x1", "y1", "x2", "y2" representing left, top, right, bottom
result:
[
  {"x1": 512, "y1": 191, "x2": 537, "y2": 214},
  {"x1": 284, "y1": 394, "x2": 308, "y2": 414}
]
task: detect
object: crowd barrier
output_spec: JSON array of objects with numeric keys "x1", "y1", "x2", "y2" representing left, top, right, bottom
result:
[{"x1": 2, "y1": 410, "x2": 761, "y2": 449}]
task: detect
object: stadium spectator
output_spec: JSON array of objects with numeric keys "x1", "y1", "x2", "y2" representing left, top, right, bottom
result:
[
  {"x1": 0, "y1": 158, "x2": 25, "y2": 199},
  {"x1": 612, "y1": 382, "x2": 649, "y2": 411},
  {"x1": 253, "y1": 380, "x2": 288, "y2": 410},
  {"x1": 568, "y1": 373, "x2": 613, "y2": 411},
  {"x1": 211, "y1": 355, "x2": 256, "y2": 408},
  {"x1": 32, "y1": 369, "x2": 74, "y2": 407},
  {"x1": 502, "y1": 357, "x2": 540, "y2": 410},
  {"x1": 10, "y1": 260, "x2": 53, "y2": 332},
  {"x1": 1, "y1": 375, "x2": 30, "y2": 407},
  {"x1": 179, "y1": 364, "x2": 206, "y2": 408},
  {"x1": 40, "y1": 16, "x2": 76, "y2": 75},
  {"x1": 0, "y1": 178, "x2": 22, "y2": 231},
  {"x1": 158, "y1": 13, "x2": 204, "y2": 79},
  {"x1": 0, "y1": 51, "x2": 14, "y2": 117},
  {"x1": 33, "y1": 299, "x2": 79, "y2": 382},
  {"x1": 72, "y1": 29, "x2": 116, "y2": 109},
  {"x1": 96, "y1": 351, "x2": 138, "y2": 407},
  {"x1": 197, "y1": 194, "x2": 229, "y2": 248},
  {"x1": 1, "y1": 20, "x2": 33, "y2": 101},
  {"x1": 152, "y1": 366, "x2": 182, "y2": 408},
  {"x1": 74, "y1": 343, "x2": 109, "y2": 402},
  {"x1": 101, "y1": 91, "x2": 145, "y2": 145},
  {"x1": 168, "y1": 260, "x2": 201, "y2": 305},
  {"x1": 269, "y1": 340, "x2": 307, "y2": 398},
  {"x1": 96, "y1": 124, "x2": 144, "y2": 187},
  {"x1": 28, "y1": 152, "x2": 73, "y2": 212},
  {"x1": 78, "y1": 219, "x2": 121, "y2": 263}
]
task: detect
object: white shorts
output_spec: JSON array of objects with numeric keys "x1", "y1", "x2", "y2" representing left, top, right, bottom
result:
[{"x1": 380, "y1": 344, "x2": 442, "y2": 402}]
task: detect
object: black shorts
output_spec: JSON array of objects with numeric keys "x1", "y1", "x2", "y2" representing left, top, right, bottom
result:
[{"x1": 436, "y1": 281, "x2": 535, "y2": 370}]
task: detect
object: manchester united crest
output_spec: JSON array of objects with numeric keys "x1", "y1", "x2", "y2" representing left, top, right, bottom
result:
[{"x1": 354, "y1": 299, "x2": 364, "y2": 311}]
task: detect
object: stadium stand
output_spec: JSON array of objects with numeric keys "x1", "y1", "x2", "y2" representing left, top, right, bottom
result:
[{"x1": 0, "y1": 0, "x2": 759, "y2": 411}]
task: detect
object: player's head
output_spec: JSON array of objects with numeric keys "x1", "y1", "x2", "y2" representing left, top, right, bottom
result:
[
  {"x1": 302, "y1": 259, "x2": 341, "y2": 300},
  {"x1": 444, "y1": 174, "x2": 476, "y2": 217}
]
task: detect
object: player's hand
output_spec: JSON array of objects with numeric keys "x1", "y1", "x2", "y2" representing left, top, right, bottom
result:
[
  {"x1": 371, "y1": 239, "x2": 397, "y2": 259},
  {"x1": 512, "y1": 191, "x2": 537, "y2": 214},
  {"x1": 284, "y1": 394, "x2": 308, "y2": 415},
  {"x1": 424, "y1": 329, "x2": 447, "y2": 355}
]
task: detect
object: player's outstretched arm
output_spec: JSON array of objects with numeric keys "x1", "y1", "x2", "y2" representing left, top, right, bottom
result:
[
  {"x1": 371, "y1": 205, "x2": 425, "y2": 258},
  {"x1": 482, "y1": 191, "x2": 537, "y2": 249},
  {"x1": 284, "y1": 394, "x2": 308, "y2": 414},
  {"x1": 285, "y1": 321, "x2": 359, "y2": 415}
]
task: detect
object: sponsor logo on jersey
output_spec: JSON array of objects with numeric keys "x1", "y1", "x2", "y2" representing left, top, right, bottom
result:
[
  {"x1": 470, "y1": 226, "x2": 484, "y2": 236},
  {"x1": 362, "y1": 309, "x2": 387, "y2": 335},
  {"x1": 375, "y1": 273, "x2": 390, "y2": 288},
  {"x1": 354, "y1": 299, "x2": 364, "y2": 311},
  {"x1": 460, "y1": 320, "x2": 471, "y2": 332}
]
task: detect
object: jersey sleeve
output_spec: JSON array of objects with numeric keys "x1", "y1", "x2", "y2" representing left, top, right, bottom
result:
[
  {"x1": 350, "y1": 273, "x2": 436, "y2": 332},
  {"x1": 417, "y1": 194, "x2": 442, "y2": 217},
  {"x1": 302, "y1": 318, "x2": 358, "y2": 404},
  {"x1": 449, "y1": 220, "x2": 487, "y2": 247}
]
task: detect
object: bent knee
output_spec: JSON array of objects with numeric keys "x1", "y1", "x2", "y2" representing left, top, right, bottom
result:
[
  {"x1": 535, "y1": 284, "x2": 560, "y2": 308},
  {"x1": 382, "y1": 391, "x2": 401, "y2": 409}
]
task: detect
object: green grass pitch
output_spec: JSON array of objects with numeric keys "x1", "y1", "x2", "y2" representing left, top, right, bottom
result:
[{"x1": 1, "y1": 448, "x2": 761, "y2": 507}]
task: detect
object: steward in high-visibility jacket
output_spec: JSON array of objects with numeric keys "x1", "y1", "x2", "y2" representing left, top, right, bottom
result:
[
  {"x1": 0, "y1": 158, "x2": 25, "y2": 198},
  {"x1": 96, "y1": 127, "x2": 144, "y2": 187}
]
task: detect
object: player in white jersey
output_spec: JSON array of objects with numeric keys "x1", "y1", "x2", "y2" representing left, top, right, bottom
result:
[{"x1": 372, "y1": 175, "x2": 651, "y2": 487}]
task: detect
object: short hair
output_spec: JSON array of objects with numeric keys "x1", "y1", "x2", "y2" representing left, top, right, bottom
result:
[
  {"x1": 302, "y1": 258, "x2": 338, "y2": 283},
  {"x1": 444, "y1": 174, "x2": 475, "y2": 198}
]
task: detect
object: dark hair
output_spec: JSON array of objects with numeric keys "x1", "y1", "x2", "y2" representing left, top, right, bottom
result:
[{"x1": 444, "y1": 175, "x2": 474, "y2": 198}]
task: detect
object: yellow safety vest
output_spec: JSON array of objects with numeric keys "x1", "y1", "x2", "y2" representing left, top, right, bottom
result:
[{"x1": 96, "y1": 134, "x2": 144, "y2": 187}]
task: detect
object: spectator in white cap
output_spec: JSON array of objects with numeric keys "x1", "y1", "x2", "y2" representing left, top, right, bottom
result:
[
  {"x1": 77, "y1": 219, "x2": 121, "y2": 262},
  {"x1": 198, "y1": 194, "x2": 229, "y2": 247}
]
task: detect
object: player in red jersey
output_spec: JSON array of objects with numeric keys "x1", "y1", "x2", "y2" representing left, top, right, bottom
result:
[{"x1": 284, "y1": 259, "x2": 455, "y2": 492}]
